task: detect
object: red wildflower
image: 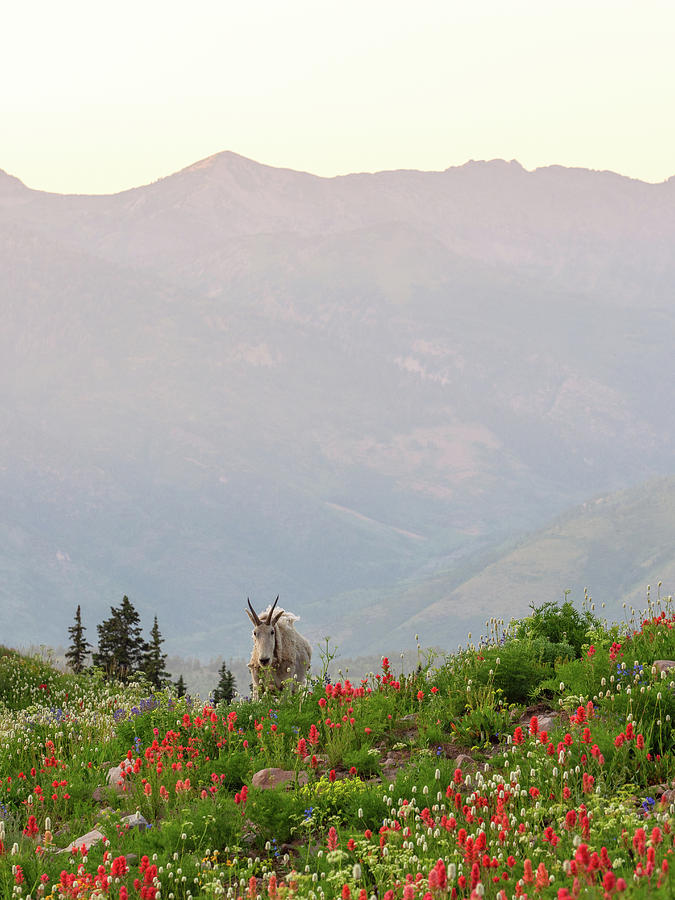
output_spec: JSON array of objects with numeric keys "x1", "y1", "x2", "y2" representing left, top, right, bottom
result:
[
  {"x1": 22, "y1": 815, "x2": 39, "y2": 837},
  {"x1": 111, "y1": 856, "x2": 129, "y2": 877}
]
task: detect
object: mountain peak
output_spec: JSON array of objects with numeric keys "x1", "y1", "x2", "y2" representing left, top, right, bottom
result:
[
  {"x1": 183, "y1": 150, "x2": 256, "y2": 172},
  {"x1": 178, "y1": 150, "x2": 300, "y2": 180},
  {"x1": 451, "y1": 158, "x2": 527, "y2": 173}
]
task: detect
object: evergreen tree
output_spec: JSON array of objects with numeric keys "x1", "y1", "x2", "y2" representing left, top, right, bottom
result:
[
  {"x1": 93, "y1": 595, "x2": 147, "y2": 681},
  {"x1": 65, "y1": 604, "x2": 91, "y2": 674},
  {"x1": 142, "y1": 616, "x2": 171, "y2": 688},
  {"x1": 174, "y1": 674, "x2": 187, "y2": 697},
  {"x1": 213, "y1": 661, "x2": 236, "y2": 704}
]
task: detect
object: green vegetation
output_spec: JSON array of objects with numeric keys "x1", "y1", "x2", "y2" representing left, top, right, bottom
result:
[
  {"x1": 213, "y1": 661, "x2": 237, "y2": 704},
  {"x1": 0, "y1": 595, "x2": 674, "y2": 898}
]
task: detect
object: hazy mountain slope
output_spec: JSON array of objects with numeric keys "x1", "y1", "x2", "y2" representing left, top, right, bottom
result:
[
  {"x1": 352, "y1": 477, "x2": 675, "y2": 656},
  {"x1": 1, "y1": 156, "x2": 674, "y2": 657}
]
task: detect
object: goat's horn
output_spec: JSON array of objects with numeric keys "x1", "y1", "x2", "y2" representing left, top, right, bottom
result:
[
  {"x1": 247, "y1": 597, "x2": 261, "y2": 625},
  {"x1": 266, "y1": 595, "x2": 279, "y2": 624}
]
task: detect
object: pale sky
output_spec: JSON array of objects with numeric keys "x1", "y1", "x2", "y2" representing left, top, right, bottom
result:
[{"x1": 2, "y1": 0, "x2": 674, "y2": 194}]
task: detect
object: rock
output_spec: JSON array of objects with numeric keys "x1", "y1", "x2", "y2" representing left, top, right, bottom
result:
[
  {"x1": 61, "y1": 828, "x2": 106, "y2": 854},
  {"x1": 536, "y1": 714, "x2": 559, "y2": 733},
  {"x1": 518, "y1": 707, "x2": 558, "y2": 734},
  {"x1": 106, "y1": 766, "x2": 126, "y2": 795},
  {"x1": 120, "y1": 811, "x2": 149, "y2": 830},
  {"x1": 660, "y1": 789, "x2": 675, "y2": 807},
  {"x1": 454, "y1": 753, "x2": 474, "y2": 769},
  {"x1": 251, "y1": 768, "x2": 296, "y2": 790},
  {"x1": 399, "y1": 714, "x2": 418, "y2": 722},
  {"x1": 92, "y1": 786, "x2": 105, "y2": 803},
  {"x1": 653, "y1": 660, "x2": 675, "y2": 675}
]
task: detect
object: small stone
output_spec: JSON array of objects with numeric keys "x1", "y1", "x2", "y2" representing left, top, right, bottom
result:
[
  {"x1": 61, "y1": 828, "x2": 106, "y2": 854},
  {"x1": 120, "y1": 811, "x2": 149, "y2": 830},
  {"x1": 536, "y1": 714, "x2": 558, "y2": 733},
  {"x1": 455, "y1": 753, "x2": 474, "y2": 768},
  {"x1": 653, "y1": 660, "x2": 675, "y2": 675},
  {"x1": 106, "y1": 766, "x2": 126, "y2": 795},
  {"x1": 251, "y1": 768, "x2": 296, "y2": 789}
]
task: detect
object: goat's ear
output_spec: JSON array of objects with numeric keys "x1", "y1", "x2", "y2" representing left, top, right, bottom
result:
[
  {"x1": 246, "y1": 609, "x2": 257, "y2": 626},
  {"x1": 272, "y1": 609, "x2": 284, "y2": 626}
]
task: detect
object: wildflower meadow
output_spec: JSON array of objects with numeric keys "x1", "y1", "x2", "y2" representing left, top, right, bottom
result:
[{"x1": 1, "y1": 593, "x2": 674, "y2": 899}]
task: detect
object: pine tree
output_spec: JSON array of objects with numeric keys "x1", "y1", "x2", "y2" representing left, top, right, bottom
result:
[
  {"x1": 174, "y1": 674, "x2": 187, "y2": 697},
  {"x1": 93, "y1": 595, "x2": 147, "y2": 681},
  {"x1": 142, "y1": 616, "x2": 171, "y2": 688},
  {"x1": 65, "y1": 604, "x2": 91, "y2": 674},
  {"x1": 213, "y1": 661, "x2": 236, "y2": 704}
]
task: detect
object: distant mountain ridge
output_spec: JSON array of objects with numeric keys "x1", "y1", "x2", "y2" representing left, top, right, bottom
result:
[
  {"x1": 5, "y1": 154, "x2": 675, "y2": 298},
  {"x1": 1, "y1": 153, "x2": 673, "y2": 658}
]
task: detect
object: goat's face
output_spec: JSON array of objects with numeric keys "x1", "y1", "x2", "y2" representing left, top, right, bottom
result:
[
  {"x1": 252, "y1": 623, "x2": 277, "y2": 668},
  {"x1": 246, "y1": 596, "x2": 283, "y2": 668}
]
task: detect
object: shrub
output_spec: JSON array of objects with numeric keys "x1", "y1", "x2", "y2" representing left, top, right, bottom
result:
[
  {"x1": 475, "y1": 641, "x2": 551, "y2": 704},
  {"x1": 516, "y1": 599, "x2": 600, "y2": 657}
]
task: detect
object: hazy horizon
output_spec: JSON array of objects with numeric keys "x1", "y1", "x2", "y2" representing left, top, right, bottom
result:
[{"x1": 4, "y1": 1, "x2": 675, "y2": 193}]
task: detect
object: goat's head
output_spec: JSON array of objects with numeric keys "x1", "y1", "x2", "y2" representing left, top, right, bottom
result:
[{"x1": 247, "y1": 596, "x2": 284, "y2": 667}]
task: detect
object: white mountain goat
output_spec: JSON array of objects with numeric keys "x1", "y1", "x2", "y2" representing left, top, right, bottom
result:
[{"x1": 246, "y1": 596, "x2": 312, "y2": 700}]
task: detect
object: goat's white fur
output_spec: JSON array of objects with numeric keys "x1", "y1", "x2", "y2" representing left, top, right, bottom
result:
[{"x1": 247, "y1": 602, "x2": 312, "y2": 701}]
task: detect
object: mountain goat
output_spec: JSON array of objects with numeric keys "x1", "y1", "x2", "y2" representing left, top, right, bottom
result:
[{"x1": 246, "y1": 596, "x2": 312, "y2": 700}]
